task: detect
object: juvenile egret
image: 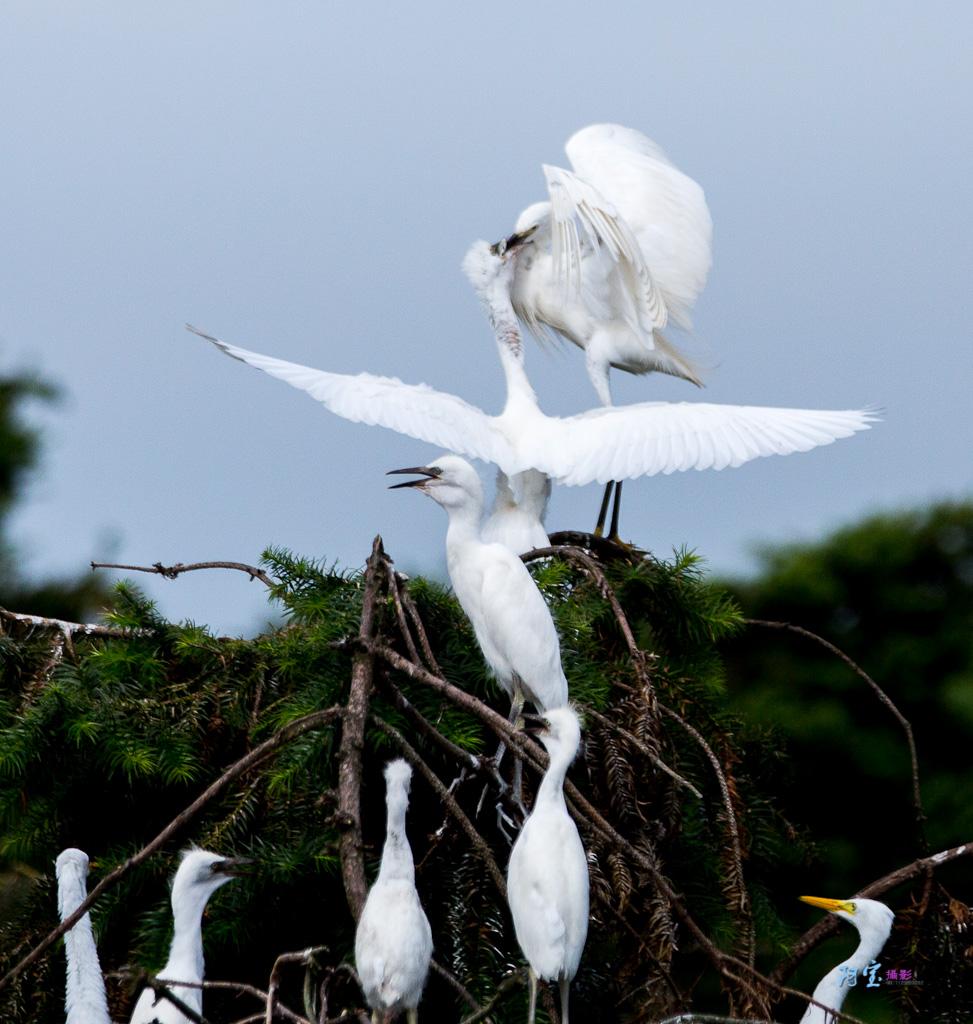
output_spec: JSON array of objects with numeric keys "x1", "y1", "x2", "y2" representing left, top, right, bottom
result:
[
  {"x1": 507, "y1": 707, "x2": 589, "y2": 1024},
  {"x1": 191, "y1": 240, "x2": 873, "y2": 494},
  {"x1": 388, "y1": 454, "x2": 568, "y2": 721},
  {"x1": 355, "y1": 759, "x2": 433, "y2": 1024},
  {"x1": 129, "y1": 849, "x2": 248, "y2": 1024},
  {"x1": 56, "y1": 848, "x2": 110, "y2": 1024},
  {"x1": 481, "y1": 469, "x2": 551, "y2": 555},
  {"x1": 797, "y1": 895, "x2": 894, "y2": 1023}
]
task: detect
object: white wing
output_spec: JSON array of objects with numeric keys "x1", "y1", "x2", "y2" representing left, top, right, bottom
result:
[
  {"x1": 529, "y1": 402, "x2": 878, "y2": 486},
  {"x1": 190, "y1": 326, "x2": 513, "y2": 468},
  {"x1": 543, "y1": 162, "x2": 668, "y2": 337},
  {"x1": 565, "y1": 123, "x2": 712, "y2": 329}
]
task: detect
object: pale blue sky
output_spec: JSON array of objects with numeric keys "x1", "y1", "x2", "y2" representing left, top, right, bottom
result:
[{"x1": 2, "y1": 2, "x2": 970, "y2": 633}]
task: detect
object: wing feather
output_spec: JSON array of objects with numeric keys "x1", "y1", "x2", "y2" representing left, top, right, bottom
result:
[
  {"x1": 565, "y1": 124, "x2": 712, "y2": 330},
  {"x1": 530, "y1": 403, "x2": 877, "y2": 486},
  {"x1": 189, "y1": 326, "x2": 513, "y2": 468},
  {"x1": 543, "y1": 163, "x2": 668, "y2": 335}
]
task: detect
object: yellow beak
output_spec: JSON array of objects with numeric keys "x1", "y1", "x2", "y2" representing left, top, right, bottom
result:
[{"x1": 799, "y1": 895, "x2": 855, "y2": 914}]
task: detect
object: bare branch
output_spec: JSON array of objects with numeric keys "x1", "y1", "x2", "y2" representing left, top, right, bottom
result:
[
  {"x1": 336, "y1": 537, "x2": 386, "y2": 921},
  {"x1": 91, "y1": 559, "x2": 276, "y2": 588},
  {"x1": 457, "y1": 968, "x2": 527, "y2": 1024},
  {"x1": 745, "y1": 618, "x2": 925, "y2": 848},
  {"x1": 0, "y1": 606, "x2": 146, "y2": 639}
]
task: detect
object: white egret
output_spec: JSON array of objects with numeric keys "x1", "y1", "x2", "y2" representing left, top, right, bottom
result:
[
  {"x1": 481, "y1": 469, "x2": 551, "y2": 556},
  {"x1": 129, "y1": 848, "x2": 248, "y2": 1024},
  {"x1": 355, "y1": 759, "x2": 433, "y2": 1024},
  {"x1": 56, "y1": 848, "x2": 110, "y2": 1024},
  {"x1": 797, "y1": 895, "x2": 894, "y2": 1023},
  {"x1": 507, "y1": 706, "x2": 589, "y2": 1024},
  {"x1": 388, "y1": 454, "x2": 568, "y2": 722},
  {"x1": 509, "y1": 123, "x2": 710, "y2": 405},
  {"x1": 191, "y1": 241, "x2": 874, "y2": 505},
  {"x1": 504, "y1": 123, "x2": 711, "y2": 535}
]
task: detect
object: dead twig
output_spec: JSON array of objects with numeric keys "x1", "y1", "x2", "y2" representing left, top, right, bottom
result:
[
  {"x1": 91, "y1": 559, "x2": 276, "y2": 588},
  {"x1": 745, "y1": 618, "x2": 925, "y2": 849},
  {"x1": 336, "y1": 536, "x2": 387, "y2": 921}
]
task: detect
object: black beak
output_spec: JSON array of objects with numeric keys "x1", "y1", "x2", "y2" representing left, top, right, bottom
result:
[
  {"x1": 490, "y1": 224, "x2": 539, "y2": 257},
  {"x1": 213, "y1": 856, "x2": 253, "y2": 878},
  {"x1": 387, "y1": 466, "x2": 442, "y2": 490},
  {"x1": 521, "y1": 713, "x2": 548, "y2": 737}
]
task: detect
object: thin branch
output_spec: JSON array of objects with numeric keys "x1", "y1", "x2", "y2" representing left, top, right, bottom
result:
[
  {"x1": 430, "y1": 960, "x2": 481, "y2": 1012},
  {"x1": 583, "y1": 704, "x2": 702, "y2": 800},
  {"x1": 0, "y1": 706, "x2": 342, "y2": 992},
  {"x1": 458, "y1": 968, "x2": 527, "y2": 1024},
  {"x1": 771, "y1": 838, "x2": 973, "y2": 984},
  {"x1": 398, "y1": 576, "x2": 443, "y2": 676},
  {"x1": 659, "y1": 702, "x2": 753, "y2": 963},
  {"x1": 336, "y1": 536, "x2": 386, "y2": 921},
  {"x1": 745, "y1": 618, "x2": 925, "y2": 848},
  {"x1": 0, "y1": 606, "x2": 146, "y2": 639},
  {"x1": 91, "y1": 559, "x2": 276, "y2": 588},
  {"x1": 370, "y1": 714, "x2": 507, "y2": 899},
  {"x1": 265, "y1": 948, "x2": 328, "y2": 1024}
]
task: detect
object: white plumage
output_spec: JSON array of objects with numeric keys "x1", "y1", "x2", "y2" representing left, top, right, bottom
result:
[
  {"x1": 129, "y1": 849, "x2": 246, "y2": 1024},
  {"x1": 797, "y1": 895, "x2": 894, "y2": 1023},
  {"x1": 481, "y1": 469, "x2": 551, "y2": 556},
  {"x1": 509, "y1": 123, "x2": 712, "y2": 406},
  {"x1": 388, "y1": 454, "x2": 568, "y2": 718},
  {"x1": 191, "y1": 240, "x2": 873, "y2": 490},
  {"x1": 56, "y1": 848, "x2": 111, "y2": 1024},
  {"x1": 355, "y1": 759, "x2": 433, "y2": 1024},
  {"x1": 507, "y1": 707, "x2": 589, "y2": 1024}
]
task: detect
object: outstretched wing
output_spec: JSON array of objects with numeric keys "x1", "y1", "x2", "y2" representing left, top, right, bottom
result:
[
  {"x1": 543, "y1": 162, "x2": 669, "y2": 337},
  {"x1": 529, "y1": 401, "x2": 877, "y2": 486},
  {"x1": 189, "y1": 326, "x2": 512, "y2": 468},
  {"x1": 565, "y1": 123, "x2": 712, "y2": 330}
]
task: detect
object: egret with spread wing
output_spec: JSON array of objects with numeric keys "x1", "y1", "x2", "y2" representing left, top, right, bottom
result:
[{"x1": 191, "y1": 239, "x2": 874, "y2": 504}]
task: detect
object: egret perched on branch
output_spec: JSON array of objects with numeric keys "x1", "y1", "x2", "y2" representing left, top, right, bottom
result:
[
  {"x1": 481, "y1": 469, "x2": 551, "y2": 555},
  {"x1": 129, "y1": 849, "x2": 248, "y2": 1024},
  {"x1": 388, "y1": 454, "x2": 568, "y2": 722},
  {"x1": 797, "y1": 895, "x2": 894, "y2": 1023},
  {"x1": 504, "y1": 123, "x2": 711, "y2": 534},
  {"x1": 56, "y1": 848, "x2": 110, "y2": 1024},
  {"x1": 507, "y1": 707, "x2": 589, "y2": 1024},
  {"x1": 191, "y1": 238, "x2": 873, "y2": 501},
  {"x1": 355, "y1": 759, "x2": 433, "y2": 1024}
]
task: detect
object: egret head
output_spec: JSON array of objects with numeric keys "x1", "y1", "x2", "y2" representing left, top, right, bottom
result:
[
  {"x1": 799, "y1": 895, "x2": 894, "y2": 940},
  {"x1": 513, "y1": 201, "x2": 551, "y2": 237},
  {"x1": 462, "y1": 227, "x2": 536, "y2": 297},
  {"x1": 55, "y1": 848, "x2": 91, "y2": 913},
  {"x1": 384, "y1": 758, "x2": 413, "y2": 797},
  {"x1": 171, "y1": 848, "x2": 250, "y2": 908},
  {"x1": 524, "y1": 706, "x2": 583, "y2": 762},
  {"x1": 387, "y1": 453, "x2": 484, "y2": 513}
]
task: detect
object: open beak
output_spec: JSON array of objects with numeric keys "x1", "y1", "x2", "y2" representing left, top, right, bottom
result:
[
  {"x1": 799, "y1": 895, "x2": 855, "y2": 915},
  {"x1": 387, "y1": 466, "x2": 441, "y2": 490},
  {"x1": 213, "y1": 857, "x2": 254, "y2": 878},
  {"x1": 521, "y1": 713, "x2": 549, "y2": 737},
  {"x1": 490, "y1": 224, "x2": 538, "y2": 257}
]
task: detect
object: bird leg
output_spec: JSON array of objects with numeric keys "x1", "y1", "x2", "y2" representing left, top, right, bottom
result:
[
  {"x1": 475, "y1": 683, "x2": 527, "y2": 832},
  {"x1": 607, "y1": 480, "x2": 623, "y2": 542},
  {"x1": 526, "y1": 967, "x2": 538, "y2": 1024},
  {"x1": 406, "y1": 1010, "x2": 418, "y2": 1024},
  {"x1": 559, "y1": 977, "x2": 571, "y2": 1024},
  {"x1": 593, "y1": 481, "x2": 614, "y2": 537}
]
